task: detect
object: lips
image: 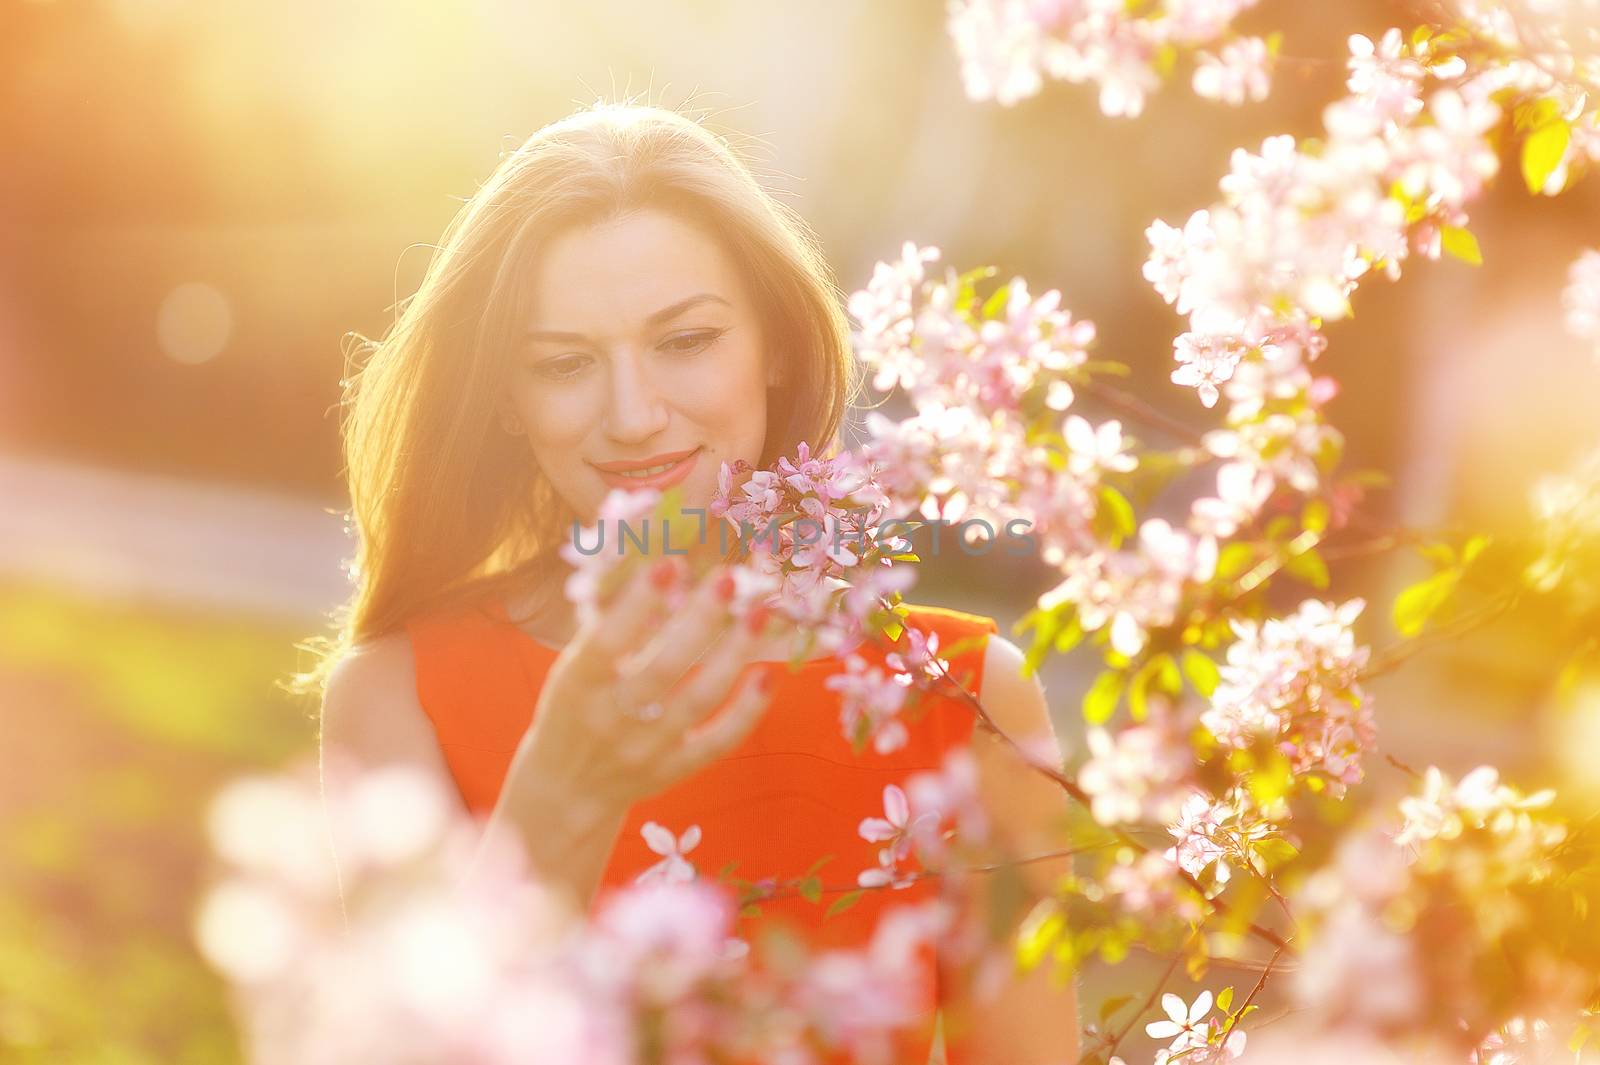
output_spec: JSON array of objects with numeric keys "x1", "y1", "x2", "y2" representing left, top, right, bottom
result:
[{"x1": 592, "y1": 447, "x2": 702, "y2": 491}]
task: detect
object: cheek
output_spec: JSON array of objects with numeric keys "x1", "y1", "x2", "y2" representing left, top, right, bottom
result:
[
  {"x1": 685, "y1": 341, "x2": 768, "y2": 443},
  {"x1": 512, "y1": 380, "x2": 592, "y2": 447}
]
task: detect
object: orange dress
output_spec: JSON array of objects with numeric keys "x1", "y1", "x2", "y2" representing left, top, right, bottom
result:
[{"x1": 405, "y1": 596, "x2": 999, "y2": 1064}]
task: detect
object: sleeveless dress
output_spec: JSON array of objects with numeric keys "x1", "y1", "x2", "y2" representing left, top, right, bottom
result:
[{"x1": 405, "y1": 596, "x2": 999, "y2": 1065}]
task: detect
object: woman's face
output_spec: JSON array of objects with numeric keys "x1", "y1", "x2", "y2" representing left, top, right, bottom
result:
[{"x1": 505, "y1": 208, "x2": 775, "y2": 530}]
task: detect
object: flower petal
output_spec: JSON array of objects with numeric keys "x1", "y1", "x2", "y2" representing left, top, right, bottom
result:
[
  {"x1": 883, "y1": 784, "x2": 909, "y2": 827},
  {"x1": 1161, "y1": 992, "x2": 1187, "y2": 1024},
  {"x1": 640, "y1": 821, "x2": 676, "y2": 856}
]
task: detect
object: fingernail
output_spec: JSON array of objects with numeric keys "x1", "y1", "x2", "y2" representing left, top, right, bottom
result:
[
  {"x1": 713, "y1": 568, "x2": 737, "y2": 603},
  {"x1": 649, "y1": 558, "x2": 678, "y2": 591},
  {"x1": 744, "y1": 604, "x2": 770, "y2": 636}
]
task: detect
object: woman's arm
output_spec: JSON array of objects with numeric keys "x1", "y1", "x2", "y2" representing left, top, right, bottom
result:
[
  {"x1": 318, "y1": 634, "x2": 626, "y2": 914},
  {"x1": 941, "y1": 633, "x2": 1082, "y2": 1065}
]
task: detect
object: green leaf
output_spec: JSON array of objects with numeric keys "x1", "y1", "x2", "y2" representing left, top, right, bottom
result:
[
  {"x1": 1216, "y1": 542, "x2": 1256, "y2": 580},
  {"x1": 1154, "y1": 42, "x2": 1178, "y2": 78},
  {"x1": 740, "y1": 903, "x2": 763, "y2": 918},
  {"x1": 1246, "y1": 754, "x2": 1294, "y2": 810},
  {"x1": 1128, "y1": 658, "x2": 1156, "y2": 723},
  {"x1": 1127, "y1": 653, "x2": 1176, "y2": 722},
  {"x1": 1156, "y1": 653, "x2": 1182, "y2": 693},
  {"x1": 825, "y1": 889, "x2": 864, "y2": 918},
  {"x1": 981, "y1": 282, "x2": 1013, "y2": 321},
  {"x1": 1098, "y1": 993, "x2": 1135, "y2": 1024},
  {"x1": 1522, "y1": 117, "x2": 1571, "y2": 194},
  {"x1": 1053, "y1": 613, "x2": 1085, "y2": 654},
  {"x1": 1016, "y1": 903, "x2": 1065, "y2": 971},
  {"x1": 798, "y1": 876, "x2": 822, "y2": 904},
  {"x1": 1302, "y1": 499, "x2": 1330, "y2": 535},
  {"x1": 1440, "y1": 224, "x2": 1483, "y2": 266},
  {"x1": 1093, "y1": 485, "x2": 1137, "y2": 547},
  {"x1": 1284, "y1": 547, "x2": 1330, "y2": 589},
  {"x1": 1252, "y1": 837, "x2": 1299, "y2": 870},
  {"x1": 1216, "y1": 986, "x2": 1235, "y2": 1014},
  {"x1": 1082, "y1": 669, "x2": 1126, "y2": 725},
  {"x1": 1393, "y1": 570, "x2": 1460, "y2": 637},
  {"x1": 1418, "y1": 541, "x2": 1457, "y2": 568},
  {"x1": 1181, "y1": 649, "x2": 1221, "y2": 698}
]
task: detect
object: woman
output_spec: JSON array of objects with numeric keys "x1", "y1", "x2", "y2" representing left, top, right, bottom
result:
[{"x1": 310, "y1": 101, "x2": 1079, "y2": 1064}]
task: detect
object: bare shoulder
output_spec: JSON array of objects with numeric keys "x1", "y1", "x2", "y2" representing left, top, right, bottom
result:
[
  {"x1": 980, "y1": 633, "x2": 1054, "y2": 744},
  {"x1": 320, "y1": 631, "x2": 443, "y2": 768}
]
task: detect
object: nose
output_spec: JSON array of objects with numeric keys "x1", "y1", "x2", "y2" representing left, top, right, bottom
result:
[{"x1": 603, "y1": 350, "x2": 669, "y2": 446}]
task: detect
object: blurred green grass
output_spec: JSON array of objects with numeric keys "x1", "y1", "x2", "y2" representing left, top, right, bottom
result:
[{"x1": 0, "y1": 579, "x2": 318, "y2": 1063}]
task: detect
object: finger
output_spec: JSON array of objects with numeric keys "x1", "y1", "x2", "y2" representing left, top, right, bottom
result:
[
  {"x1": 625, "y1": 565, "x2": 739, "y2": 701},
  {"x1": 568, "y1": 556, "x2": 681, "y2": 682},
  {"x1": 660, "y1": 668, "x2": 776, "y2": 778},
  {"x1": 652, "y1": 604, "x2": 771, "y2": 729},
  {"x1": 651, "y1": 600, "x2": 784, "y2": 736}
]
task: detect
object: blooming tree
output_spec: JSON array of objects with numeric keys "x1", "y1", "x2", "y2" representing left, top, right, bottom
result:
[{"x1": 198, "y1": 2, "x2": 1600, "y2": 1062}]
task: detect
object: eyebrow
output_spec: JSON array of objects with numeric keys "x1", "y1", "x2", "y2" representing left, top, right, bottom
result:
[{"x1": 523, "y1": 293, "x2": 732, "y2": 344}]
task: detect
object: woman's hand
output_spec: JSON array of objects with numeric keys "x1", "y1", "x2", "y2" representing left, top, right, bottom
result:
[{"x1": 521, "y1": 556, "x2": 783, "y2": 810}]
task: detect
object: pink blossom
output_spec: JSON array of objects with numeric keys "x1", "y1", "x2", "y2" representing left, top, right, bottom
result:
[
  {"x1": 1562, "y1": 248, "x2": 1600, "y2": 359},
  {"x1": 636, "y1": 822, "x2": 702, "y2": 886},
  {"x1": 826, "y1": 654, "x2": 914, "y2": 755},
  {"x1": 1192, "y1": 35, "x2": 1274, "y2": 106}
]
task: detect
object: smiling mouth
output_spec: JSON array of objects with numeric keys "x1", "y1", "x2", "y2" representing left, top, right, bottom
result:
[
  {"x1": 590, "y1": 447, "x2": 703, "y2": 484},
  {"x1": 615, "y1": 458, "x2": 688, "y2": 478}
]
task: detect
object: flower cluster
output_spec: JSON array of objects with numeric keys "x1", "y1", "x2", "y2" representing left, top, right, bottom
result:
[
  {"x1": 196, "y1": 759, "x2": 948, "y2": 1065},
  {"x1": 1161, "y1": 786, "x2": 1278, "y2": 894},
  {"x1": 710, "y1": 442, "x2": 918, "y2": 657},
  {"x1": 1145, "y1": 18, "x2": 1600, "y2": 423},
  {"x1": 1562, "y1": 247, "x2": 1600, "y2": 361},
  {"x1": 1040, "y1": 518, "x2": 1218, "y2": 657},
  {"x1": 946, "y1": 0, "x2": 1275, "y2": 116},
  {"x1": 1144, "y1": 989, "x2": 1249, "y2": 1064},
  {"x1": 855, "y1": 751, "x2": 991, "y2": 891},
  {"x1": 1201, "y1": 598, "x2": 1376, "y2": 796},
  {"x1": 1393, "y1": 764, "x2": 1559, "y2": 850},
  {"x1": 1076, "y1": 717, "x2": 1192, "y2": 826},
  {"x1": 847, "y1": 243, "x2": 1118, "y2": 558},
  {"x1": 559, "y1": 442, "x2": 918, "y2": 676},
  {"x1": 1526, "y1": 443, "x2": 1600, "y2": 618},
  {"x1": 1292, "y1": 766, "x2": 1596, "y2": 1053},
  {"x1": 826, "y1": 652, "x2": 917, "y2": 757}
]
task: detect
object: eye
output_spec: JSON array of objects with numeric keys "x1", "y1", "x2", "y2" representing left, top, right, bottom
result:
[
  {"x1": 529, "y1": 354, "x2": 591, "y2": 382},
  {"x1": 660, "y1": 328, "x2": 726, "y2": 355}
]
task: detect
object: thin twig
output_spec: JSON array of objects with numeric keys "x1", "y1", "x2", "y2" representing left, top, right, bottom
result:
[
  {"x1": 1219, "y1": 942, "x2": 1288, "y2": 1044},
  {"x1": 921, "y1": 650, "x2": 1294, "y2": 953},
  {"x1": 1091, "y1": 930, "x2": 1195, "y2": 1065}
]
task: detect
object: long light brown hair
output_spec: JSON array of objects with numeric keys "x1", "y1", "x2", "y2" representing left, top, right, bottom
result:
[{"x1": 288, "y1": 100, "x2": 862, "y2": 699}]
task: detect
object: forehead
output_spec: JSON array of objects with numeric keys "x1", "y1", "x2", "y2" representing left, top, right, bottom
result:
[{"x1": 524, "y1": 209, "x2": 746, "y2": 332}]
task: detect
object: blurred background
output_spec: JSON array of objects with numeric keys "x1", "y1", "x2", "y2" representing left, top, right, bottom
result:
[{"x1": 3, "y1": 0, "x2": 1598, "y2": 1060}]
